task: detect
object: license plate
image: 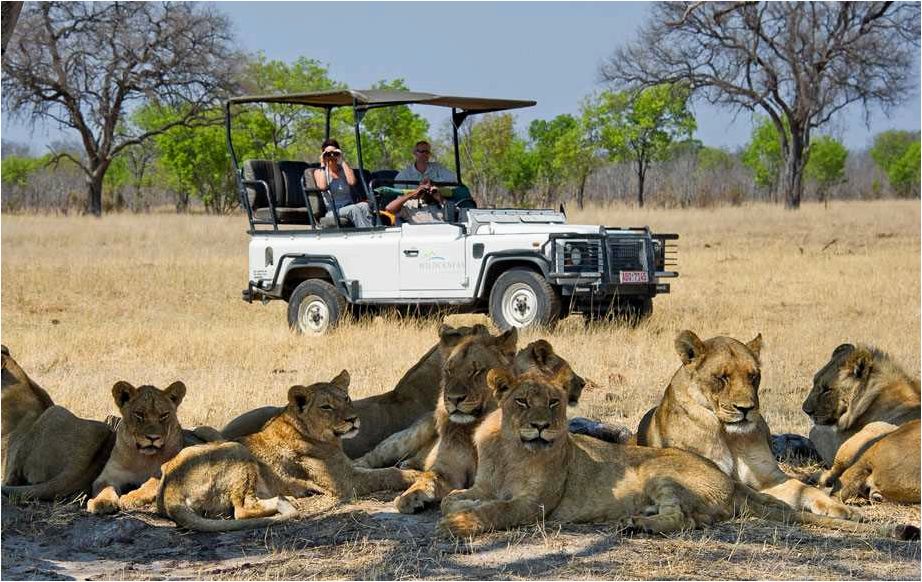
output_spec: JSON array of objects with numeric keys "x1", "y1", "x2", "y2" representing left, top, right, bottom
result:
[{"x1": 619, "y1": 271, "x2": 649, "y2": 284}]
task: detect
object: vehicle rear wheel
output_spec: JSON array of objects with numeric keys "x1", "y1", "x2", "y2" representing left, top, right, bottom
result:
[
  {"x1": 287, "y1": 279, "x2": 347, "y2": 335},
  {"x1": 489, "y1": 268, "x2": 560, "y2": 331}
]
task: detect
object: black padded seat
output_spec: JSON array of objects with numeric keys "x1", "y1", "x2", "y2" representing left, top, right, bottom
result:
[
  {"x1": 242, "y1": 160, "x2": 283, "y2": 210},
  {"x1": 253, "y1": 207, "x2": 313, "y2": 223}
]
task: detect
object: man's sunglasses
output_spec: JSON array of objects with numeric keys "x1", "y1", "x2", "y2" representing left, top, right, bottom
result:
[{"x1": 415, "y1": 149, "x2": 431, "y2": 154}]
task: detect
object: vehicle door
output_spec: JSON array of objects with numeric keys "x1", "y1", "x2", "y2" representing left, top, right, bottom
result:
[{"x1": 398, "y1": 223, "x2": 468, "y2": 296}]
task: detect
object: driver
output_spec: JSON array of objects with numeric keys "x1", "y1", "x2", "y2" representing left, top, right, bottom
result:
[{"x1": 384, "y1": 178, "x2": 446, "y2": 224}]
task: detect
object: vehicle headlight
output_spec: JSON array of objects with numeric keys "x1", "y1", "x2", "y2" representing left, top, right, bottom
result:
[{"x1": 570, "y1": 247, "x2": 583, "y2": 266}]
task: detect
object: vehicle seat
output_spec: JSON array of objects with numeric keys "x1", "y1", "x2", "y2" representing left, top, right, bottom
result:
[
  {"x1": 244, "y1": 159, "x2": 315, "y2": 225},
  {"x1": 276, "y1": 160, "x2": 320, "y2": 225}
]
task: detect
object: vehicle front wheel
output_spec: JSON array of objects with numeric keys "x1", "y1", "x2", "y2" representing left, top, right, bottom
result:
[
  {"x1": 488, "y1": 268, "x2": 560, "y2": 331},
  {"x1": 287, "y1": 279, "x2": 347, "y2": 335}
]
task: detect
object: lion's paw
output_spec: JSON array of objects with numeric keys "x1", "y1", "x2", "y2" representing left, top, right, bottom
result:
[
  {"x1": 87, "y1": 490, "x2": 121, "y2": 515},
  {"x1": 395, "y1": 488, "x2": 433, "y2": 514},
  {"x1": 437, "y1": 511, "x2": 483, "y2": 538}
]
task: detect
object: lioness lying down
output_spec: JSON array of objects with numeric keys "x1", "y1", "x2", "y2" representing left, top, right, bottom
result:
[
  {"x1": 156, "y1": 371, "x2": 421, "y2": 531},
  {"x1": 2, "y1": 346, "x2": 114, "y2": 501},
  {"x1": 634, "y1": 331, "x2": 858, "y2": 520},
  {"x1": 221, "y1": 324, "x2": 492, "y2": 458},
  {"x1": 437, "y1": 368, "x2": 918, "y2": 540}
]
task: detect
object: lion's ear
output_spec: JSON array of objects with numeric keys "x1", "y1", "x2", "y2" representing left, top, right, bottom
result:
[
  {"x1": 847, "y1": 348, "x2": 873, "y2": 381},
  {"x1": 529, "y1": 340, "x2": 554, "y2": 368},
  {"x1": 112, "y1": 381, "x2": 137, "y2": 408},
  {"x1": 833, "y1": 343, "x2": 855, "y2": 358},
  {"x1": 675, "y1": 330, "x2": 707, "y2": 366},
  {"x1": 288, "y1": 385, "x2": 315, "y2": 413},
  {"x1": 330, "y1": 369, "x2": 350, "y2": 394},
  {"x1": 746, "y1": 334, "x2": 763, "y2": 358},
  {"x1": 487, "y1": 368, "x2": 514, "y2": 401},
  {"x1": 163, "y1": 381, "x2": 186, "y2": 408},
  {"x1": 496, "y1": 328, "x2": 518, "y2": 357},
  {"x1": 438, "y1": 324, "x2": 466, "y2": 349}
]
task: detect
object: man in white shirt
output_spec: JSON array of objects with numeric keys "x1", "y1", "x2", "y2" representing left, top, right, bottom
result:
[
  {"x1": 395, "y1": 140, "x2": 457, "y2": 184},
  {"x1": 384, "y1": 178, "x2": 446, "y2": 224}
]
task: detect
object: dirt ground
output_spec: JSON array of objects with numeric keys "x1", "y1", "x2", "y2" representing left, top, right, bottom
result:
[{"x1": 2, "y1": 473, "x2": 919, "y2": 581}]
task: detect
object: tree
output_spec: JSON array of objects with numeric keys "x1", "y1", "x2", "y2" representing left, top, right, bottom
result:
[
  {"x1": 589, "y1": 84, "x2": 696, "y2": 207},
  {"x1": 460, "y1": 113, "x2": 533, "y2": 206},
  {"x1": 353, "y1": 79, "x2": 429, "y2": 171},
  {"x1": 869, "y1": 130, "x2": 921, "y2": 195},
  {"x1": 528, "y1": 115, "x2": 580, "y2": 207},
  {"x1": 741, "y1": 117, "x2": 784, "y2": 198},
  {"x1": 805, "y1": 136, "x2": 848, "y2": 206},
  {"x1": 2, "y1": 2, "x2": 237, "y2": 215},
  {"x1": 602, "y1": 2, "x2": 921, "y2": 209},
  {"x1": 887, "y1": 140, "x2": 921, "y2": 197}
]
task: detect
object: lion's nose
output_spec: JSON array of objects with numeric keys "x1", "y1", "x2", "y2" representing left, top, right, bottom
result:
[
  {"x1": 802, "y1": 399, "x2": 815, "y2": 415},
  {"x1": 346, "y1": 416, "x2": 358, "y2": 424},
  {"x1": 447, "y1": 395, "x2": 464, "y2": 407},
  {"x1": 734, "y1": 405, "x2": 754, "y2": 417},
  {"x1": 145, "y1": 434, "x2": 162, "y2": 442},
  {"x1": 530, "y1": 420, "x2": 550, "y2": 431}
]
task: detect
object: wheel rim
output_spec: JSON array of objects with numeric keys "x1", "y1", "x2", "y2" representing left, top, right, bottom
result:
[
  {"x1": 298, "y1": 295, "x2": 330, "y2": 334},
  {"x1": 501, "y1": 283, "x2": 538, "y2": 327}
]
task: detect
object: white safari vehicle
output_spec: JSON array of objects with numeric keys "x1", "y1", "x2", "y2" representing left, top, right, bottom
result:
[{"x1": 227, "y1": 90, "x2": 678, "y2": 333}]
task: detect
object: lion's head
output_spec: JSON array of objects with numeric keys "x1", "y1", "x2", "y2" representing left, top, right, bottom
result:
[
  {"x1": 487, "y1": 367, "x2": 570, "y2": 452},
  {"x1": 674, "y1": 330, "x2": 764, "y2": 433},
  {"x1": 438, "y1": 324, "x2": 517, "y2": 424},
  {"x1": 112, "y1": 380, "x2": 186, "y2": 456},
  {"x1": 802, "y1": 343, "x2": 917, "y2": 430},
  {"x1": 286, "y1": 370, "x2": 359, "y2": 440},
  {"x1": 514, "y1": 339, "x2": 585, "y2": 406}
]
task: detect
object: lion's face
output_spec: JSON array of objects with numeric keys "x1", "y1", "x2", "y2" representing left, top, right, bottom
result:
[
  {"x1": 287, "y1": 370, "x2": 359, "y2": 440},
  {"x1": 112, "y1": 380, "x2": 186, "y2": 456},
  {"x1": 802, "y1": 343, "x2": 865, "y2": 426},
  {"x1": 439, "y1": 325, "x2": 517, "y2": 424},
  {"x1": 514, "y1": 339, "x2": 585, "y2": 406},
  {"x1": 675, "y1": 330, "x2": 763, "y2": 433},
  {"x1": 489, "y1": 368, "x2": 569, "y2": 452}
]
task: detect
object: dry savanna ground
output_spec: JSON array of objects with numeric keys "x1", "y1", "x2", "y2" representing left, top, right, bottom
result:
[{"x1": 1, "y1": 200, "x2": 920, "y2": 580}]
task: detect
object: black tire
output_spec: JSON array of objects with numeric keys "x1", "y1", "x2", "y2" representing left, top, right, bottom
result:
[
  {"x1": 287, "y1": 279, "x2": 347, "y2": 335},
  {"x1": 488, "y1": 268, "x2": 560, "y2": 331}
]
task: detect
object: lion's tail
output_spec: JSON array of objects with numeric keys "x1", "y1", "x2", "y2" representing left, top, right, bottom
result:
[
  {"x1": 2, "y1": 433, "x2": 114, "y2": 502},
  {"x1": 732, "y1": 483, "x2": 919, "y2": 541},
  {"x1": 166, "y1": 498, "x2": 298, "y2": 533}
]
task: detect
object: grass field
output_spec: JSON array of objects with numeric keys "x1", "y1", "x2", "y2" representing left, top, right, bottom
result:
[{"x1": 1, "y1": 200, "x2": 920, "y2": 579}]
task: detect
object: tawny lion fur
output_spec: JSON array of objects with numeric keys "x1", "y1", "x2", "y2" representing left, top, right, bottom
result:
[
  {"x1": 1, "y1": 346, "x2": 115, "y2": 501},
  {"x1": 155, "y1": 371, "x2": 421, "y2": 531},
  {"x1": 437, "y1": 367, "x2": 916, "y2": 541},
  {"x1": 220, "y1": 324, "x2": 492, "y2": 458},
  {"x1": 633, "y1": 330, "x2": 858, "y2": 520}
]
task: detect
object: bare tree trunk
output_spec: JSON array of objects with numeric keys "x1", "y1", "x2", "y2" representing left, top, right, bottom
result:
[
  {"x1": 781, "y1": 131, "x2": 807, "y2": 209},
  {"x1": 577, "y1": 172, "x2": 588, "y2": 210},
  {"x1": 86, "y1": 174, "x2": 103, "y2": 217},
  {"x1": 636, "y1": 160, "x2": 647, "y2": 208},
  {"x1": 1, "y1": 1, "x2": 23, "y2": 55}
]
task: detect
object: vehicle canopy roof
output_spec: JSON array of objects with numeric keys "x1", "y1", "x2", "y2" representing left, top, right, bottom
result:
[{"x1": 225, "y1": 89, "x2": 536, "y2": 114}]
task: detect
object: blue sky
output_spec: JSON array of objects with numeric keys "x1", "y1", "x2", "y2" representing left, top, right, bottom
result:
[{"x1": 2, "y1": 1, "x2": 920, "y2": 153}]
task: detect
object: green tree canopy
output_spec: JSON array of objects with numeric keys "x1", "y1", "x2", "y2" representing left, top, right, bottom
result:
[
  {"x1": 591, "y1": 84, "x2": 696, "y2": 207},
  {"x1": 805, "y1": 136, "x2": 848, "y2": 202},
  {"x1": 870, "y1": 130, "x2": 921, "y2": 196}
]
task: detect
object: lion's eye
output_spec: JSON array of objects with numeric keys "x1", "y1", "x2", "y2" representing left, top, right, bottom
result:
[
  {"x1": 549, "y1": 399, "x2": 560, "y2": 409},
  {"x1": 134, "y1": 412, "x2": 145, "y2": 421},
  {"x1": 320, "y1": 404, "x2": 334, "y2": 411},
  {"x1": 514, "y1": 398, "x2": 528, "y2": 408},
  {"x1": 717, "y1": 374, "x2": 730, "y2": 387},
  {"x1": 159, "y1": 413, "x2": 170, "y2": 422}
]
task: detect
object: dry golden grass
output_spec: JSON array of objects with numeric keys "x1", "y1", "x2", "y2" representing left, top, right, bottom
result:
[
  {"x1": 2, "y1": 200, "x2": 920, "y2": 580},
  {"x1": 2, "y1": 200, "x2": 918, "y2": 435}
]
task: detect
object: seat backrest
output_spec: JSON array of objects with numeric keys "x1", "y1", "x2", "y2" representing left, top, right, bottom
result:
[
  {"x1": 371, "y1": 169, "x2": 399, "y2": 184},
  {"x1": 300, "y1": 166, "x2": 327, "y2": 220},
  {"x1": 277, "y1": 161, "x2": 319, "y2": 208},
  {"x1": 242, "y1": 160, "x2": 284, "y2": 209}
]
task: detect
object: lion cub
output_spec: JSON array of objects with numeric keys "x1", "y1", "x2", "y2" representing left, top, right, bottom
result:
[
  {"x1": 157, "y1": 371, "x2": 421, "y2": 531},
  {"x1": 87, "y1": 380, "x2": 187, "y2": 514},
  {"x1": 438, "y1": 368, "x2": 916, "y2": 540}
]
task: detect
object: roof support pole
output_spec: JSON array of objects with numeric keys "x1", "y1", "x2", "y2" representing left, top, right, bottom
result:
[
  {"x1": 324, "y1": 108, "x2": 331, "y2": 140},
  {"x1": 451, "y1": 107, "x2": 462, "y2": 184},
  {"x1": 353, "y1": 100, "x2": 378, "y2": 226}
]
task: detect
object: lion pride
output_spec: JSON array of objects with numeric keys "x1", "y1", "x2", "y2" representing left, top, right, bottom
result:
[
  {"x1": 634, "y1": 330, "x2": 858, "y2": 520},
  {"x1": 437, "y1": 367, "x2": 916, "y2": 540}
]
